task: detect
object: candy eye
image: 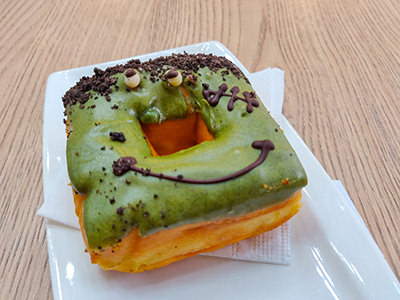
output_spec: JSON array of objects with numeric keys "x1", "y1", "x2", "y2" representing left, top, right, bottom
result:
[
  {"x1": 124, "y1": 69, "x2": 141, "y2": 88},
  {"x1": 164, "y1": 68, "x2": 182, "y2": 87}
]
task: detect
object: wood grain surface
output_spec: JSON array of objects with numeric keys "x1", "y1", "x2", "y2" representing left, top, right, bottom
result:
[{"x1": 1, "y1": 0, "x2": 399, "y2": 298}]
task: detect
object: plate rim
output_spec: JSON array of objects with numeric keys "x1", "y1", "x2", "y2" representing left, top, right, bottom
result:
[{"x1": 42, "y1": 40, "x2": 400, "y2": 300}]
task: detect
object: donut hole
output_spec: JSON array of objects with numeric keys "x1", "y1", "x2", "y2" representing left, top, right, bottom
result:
[{"x1": 141, "y1": 112, "x2": 214, "y2": 156}]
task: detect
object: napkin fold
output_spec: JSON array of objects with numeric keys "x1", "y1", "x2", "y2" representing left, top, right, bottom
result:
[{"x1": 38, "y1": 67, "x2": 291, "y2": 265}]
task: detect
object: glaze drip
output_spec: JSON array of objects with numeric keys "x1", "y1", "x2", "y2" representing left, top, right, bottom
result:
[{"x1": 112, "y1": 140, "x2": 274, "y2": 184}]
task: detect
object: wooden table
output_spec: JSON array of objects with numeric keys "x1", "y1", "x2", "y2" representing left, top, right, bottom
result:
[{"x1": 1, "y1": 0, "x2": 399, "y2": 298}]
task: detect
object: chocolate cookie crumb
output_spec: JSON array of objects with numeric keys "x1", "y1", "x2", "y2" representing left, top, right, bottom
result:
[
  {"x1": 62, "y1": 53, "x2": 248, "y2": 112},
  {"x1": 112, "y1": 157, "x2": 137, "y2": 176},
  {"x1": 110, "y1": 132, "x2": 126, "y2": 142}
]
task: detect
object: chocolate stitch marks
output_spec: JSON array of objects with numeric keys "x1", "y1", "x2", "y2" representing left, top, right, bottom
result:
[
  {"x1": 202, "y1": 83, "x2": 259, "y2": 113},
  {"x1": 112, "y1": 140, "x2": 274, "y2": 184}
]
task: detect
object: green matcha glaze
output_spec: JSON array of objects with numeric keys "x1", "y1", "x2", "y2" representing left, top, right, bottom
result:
[{"x1": 66, "y1": 66, "x2": 307, "y2": 250}]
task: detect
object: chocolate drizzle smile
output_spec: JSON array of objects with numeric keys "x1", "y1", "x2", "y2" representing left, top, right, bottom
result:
[
  {"x1": 202, "y1": 83, "x2": 259, "y2": 113},
  {"x1": 112, "y1": 140, "x2": 274, "y2": 184}
]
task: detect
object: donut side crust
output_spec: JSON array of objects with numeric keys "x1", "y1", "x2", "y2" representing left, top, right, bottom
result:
[{"x1": 74, "y1": 190, "x2": 302, "y2": 273}]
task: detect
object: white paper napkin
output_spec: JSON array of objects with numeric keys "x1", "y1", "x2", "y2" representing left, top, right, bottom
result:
[
  {"x1": 202, "y1": 222, "x2": 291, "y2": 264},
  {"x1": 38, "y1": 67, "x2": 291, "y2": 265}
]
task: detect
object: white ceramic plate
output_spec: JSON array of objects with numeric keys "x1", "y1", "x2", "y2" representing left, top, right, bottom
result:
[{"x1": 42, "y1": 41, "x2": 400, "y2": 300}]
